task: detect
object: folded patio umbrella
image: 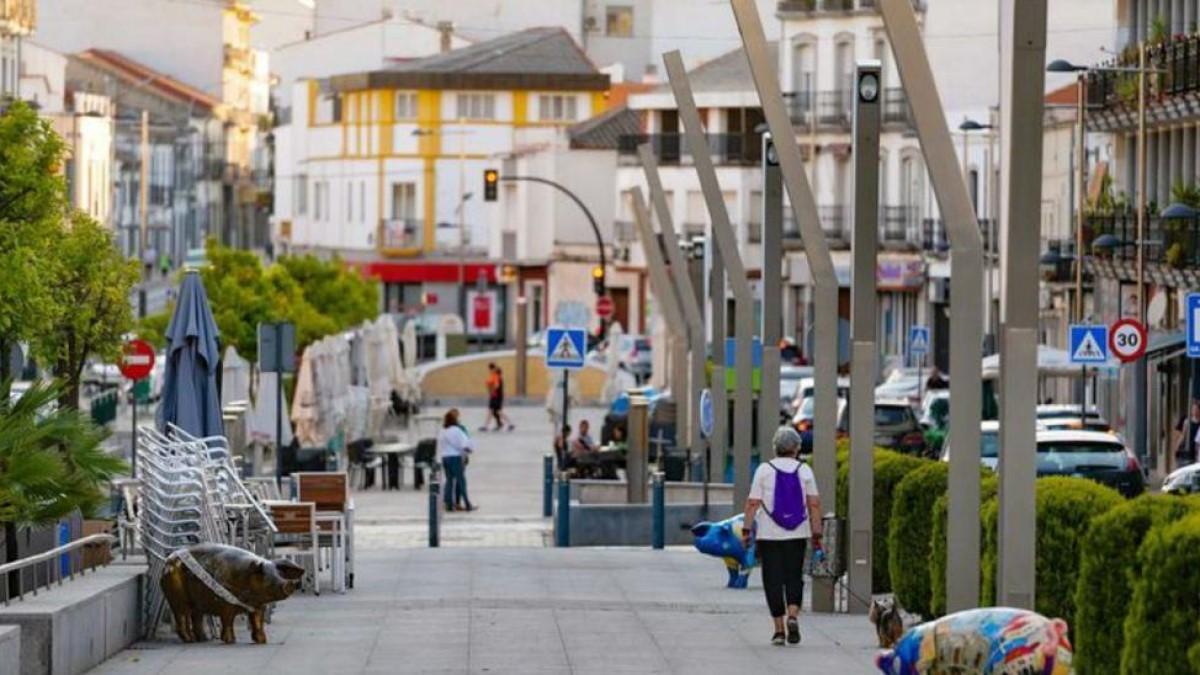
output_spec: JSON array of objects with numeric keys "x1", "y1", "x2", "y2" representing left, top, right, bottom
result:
[{"x1": 156, "y1": 270, "x2": 224, "y2": 438}]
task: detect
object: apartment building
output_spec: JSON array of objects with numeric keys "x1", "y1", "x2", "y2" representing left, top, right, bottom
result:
[
  {"x1": 36, "y1": 0, "x2": 272, "y2": 251},
  {"x1": 275, "y1": 27, "x2": 611, "y2": 340},
  {"x1": 0, "y1": 0, "x2": 34, "y2": 100}
]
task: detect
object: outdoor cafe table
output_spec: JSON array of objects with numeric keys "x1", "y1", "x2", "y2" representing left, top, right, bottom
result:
[{"x1": 373, "y1": 441, "x2": 416, "y2": 490}]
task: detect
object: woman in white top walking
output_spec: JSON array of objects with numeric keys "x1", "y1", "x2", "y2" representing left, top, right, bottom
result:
[
  {"x1": 742, "y1": 426, "x2": 823, "y2": 646},
  {"x1": 437, "y1": 409, "x2": 476, "y2": 511}
]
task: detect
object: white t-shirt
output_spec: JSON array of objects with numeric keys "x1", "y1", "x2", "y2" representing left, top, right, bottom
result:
[
  {"x1": 748, "y1": 458, "x2": 820, "y2": 540},
  {"x1": 437, "y1": 425, "x2": 473, "y2": 459}
]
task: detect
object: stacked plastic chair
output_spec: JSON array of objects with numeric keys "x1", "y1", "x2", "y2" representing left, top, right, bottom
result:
[{"x1": 134, "y1": 425, "x2": 276, "y2": 638}]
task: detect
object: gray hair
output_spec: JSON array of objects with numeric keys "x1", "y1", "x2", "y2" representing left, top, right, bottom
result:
[{"x1": 772, "y1": 426, "x2": 803, "y2": 457}]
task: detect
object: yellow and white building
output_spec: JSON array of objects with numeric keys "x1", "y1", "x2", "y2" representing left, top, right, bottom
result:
[{"x1": 275, "y1": 27, "x2": 612, "y2": 337}]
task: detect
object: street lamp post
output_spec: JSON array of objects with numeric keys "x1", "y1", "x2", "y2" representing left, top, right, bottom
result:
[{"x1": 960, "y1": 118, "x2": 995, "y2": 350}]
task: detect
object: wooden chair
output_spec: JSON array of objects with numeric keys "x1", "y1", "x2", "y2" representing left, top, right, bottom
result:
[
  {"x1": 294, "y1": 473, "x2": 350, "y2": 592},
  {"x1": 267, "y1": 501, "x2": 319, "y2": 595}
]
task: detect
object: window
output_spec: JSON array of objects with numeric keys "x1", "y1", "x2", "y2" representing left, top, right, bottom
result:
[
  {"x1": 529, "y1": 283, "x2": 545, "y2": 333},
  {"x1": 391, "y1": 183, "x2": 417, "y2": 220},
  {"x1": 387, "y1": 183, "x2": 419, "y2": 248},
  {"x1": 394, "y1": 92, "x2": 418, "y2": 120},
  {"x1": 296, "y1": 174, "x2": 308, "y2": 215},
  {"x1": 605, "y1": 5, "x2": 634, "y2": 37},
  {"x1": 359, "y1": 182, "x2": 366, "y2": 223},
  {"x1": 537, "y1": 94, "x2": 578, "y2": 122},
  {"x1": 314, "y1": 95, "x2": 342, "y2": 124},
  {"x1": 346, "y1": 182, "x2": 353, "y2": 221},
  {"x1": 455, "y1": 93, "x2": 496, "y2": 120}
]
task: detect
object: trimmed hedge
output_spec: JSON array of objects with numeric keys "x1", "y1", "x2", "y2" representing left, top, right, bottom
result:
[
  {"x1": 1121, "y1": 510, "x2": 1200, "y2": 673},
  {"x1": 929, "y1": 473, "x2": 998, "y2": 617},
  {"x1": 980, "y1": 476, "x2": 1123, "y2": 622},
  {"x1": 888, "y1": 461, "x2": 948, "y2": 619},
  {"x1": 835, "y1": 448, "x2": 930, "y2": 592},
  {"x1": 1073, "y1": 495, "x2": 1199, "y2": 675}
]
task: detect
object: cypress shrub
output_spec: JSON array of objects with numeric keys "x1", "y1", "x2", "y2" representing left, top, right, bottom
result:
[
  {"x1": 1073, "y1": 495, "x2": 1198, "y2": 675},
  {"x1": 888, "y1": 461, "x2": 948, "y2": 619},
  {"x1": 929, "y1": 473, "x2": 998, "y2": 617},
  {"x1": 980, "y1": 477, "x2": 1123, "y2": 621},
  {"x1": 835, "y1": 449, "x2": 929, "y2": 592},
  {"x1": 1120, "y1": 511, "x2": 1200, "y2": 673}
]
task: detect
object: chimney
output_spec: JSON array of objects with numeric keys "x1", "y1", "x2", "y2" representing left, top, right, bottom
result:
[{"x1": 437, "y1": 21, "x2": 454, "y2": 53}]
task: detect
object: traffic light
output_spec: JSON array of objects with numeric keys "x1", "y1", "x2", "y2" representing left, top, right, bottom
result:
[
  {"x1": 592, "y1": 265, "x2": 606, "y2": 296},
  {"x1": 483, "y1": 169, "x2": 499, "y2": 201}
]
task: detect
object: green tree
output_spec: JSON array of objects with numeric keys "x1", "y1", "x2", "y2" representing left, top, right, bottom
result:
[
  {"x1": 35, "y1": 212, "x2": 139, "y2": 409},
  {"x1": 0, "y1": 101, "x2": 67, "y2": 379},
  {"x1": 277, "y1": 254, "x2": 379, "y2": 330}
]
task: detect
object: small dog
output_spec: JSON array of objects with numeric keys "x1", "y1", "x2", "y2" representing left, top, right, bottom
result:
[{"x1": 868, "y1": 597, "x2": 905, "y2": 648}]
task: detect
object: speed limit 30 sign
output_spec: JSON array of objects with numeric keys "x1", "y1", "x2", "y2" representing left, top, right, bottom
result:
[{"x1": 1109, "y1": 318, "x2": 1147, "y2": 362}]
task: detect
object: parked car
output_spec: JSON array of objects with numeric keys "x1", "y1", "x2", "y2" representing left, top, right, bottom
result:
[
  {"x1": 1034, "y1": 430, "x2": 1144, "y2": 497},
  {"x1": 779, "y1": 365, "x2": 813, "y2": 420},
  {"x1": 796, "y1": 398, "x2": 848, "y2": 455},
  {"x1": 790, "y1": 376, "x2": 851, "y2": 427},
  {"x1": 1035, "y1": 404, "x2": 1112, "y2": 432},
  {"x1": 942, "y1": 427, "x2": 1145, "y2": 498},
  {"x1": 845, "y1": 398, "x2": 927, "y2": 455},
  {"x1": 1162, "y1": 462, "x2": 1200, "y2": 495},
  {"x1": 875, "y1": 367, "x2": 925, "y2": 404}
]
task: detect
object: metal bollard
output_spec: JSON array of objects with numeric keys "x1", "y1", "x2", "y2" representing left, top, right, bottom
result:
[
  {"x1": 543, "y1": 454, "x2": 554, "y2": 518},
  {"x1": 651, "y1": 472, "x2": 665, "y2": 550},
  {"x1": 428, "y1": 479, "x2": 440, "y2": 548},
  {"x1": 555, "y1": 475, "x2": 570, "y2": 547}
]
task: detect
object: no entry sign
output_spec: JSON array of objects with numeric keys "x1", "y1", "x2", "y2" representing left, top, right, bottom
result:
[
  {"x1": 119, "y1": 339, "x2": 156, "y2": 380},
  {"x1": 595, "y1": 296, "x2": 615, "y2": 319},
  {"x1": 1109, "y1": 318, "x2": 1147, "y2": 363}
]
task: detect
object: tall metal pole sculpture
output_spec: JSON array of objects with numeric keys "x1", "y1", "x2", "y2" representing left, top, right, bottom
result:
[
  {"x1": 663, "y1": 51, "x2": 757, "y2": 508},
  {"x1": 877, "y1": 0, "x2": 984, "y2": 612},
  {"x1": 849, "y1": 60, "x2": 882, "y2": 615},
  {"x1": 996, "y1": 0, "x2": 1047, "y2": 610},
  {"x1": 639, "y1": 145, "x2": 708, "y2": 480},
  {"x1": 759, "y1": 134, "x2": 783, "y2": 476},
  {"x1": 729, "y1": 0, "x2": 840, "y2": 610}
]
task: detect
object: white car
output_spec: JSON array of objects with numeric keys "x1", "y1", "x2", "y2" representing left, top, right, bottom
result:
[
  {"x1": 779, "y1": 365, "x2": 813, "y2": 416},
  {"x1": 791, "y1": 376, "x2": 851, "y2": 426},
  {"x1": 1036, "y1": 403, "x2": 1111, "y2": 432},
  {"x1": 941, "y1": 420, "x2": 1002, "y2": 471},
  {"x1": 1162, "y1": 462, "x2": 1200, "y2": 495}
]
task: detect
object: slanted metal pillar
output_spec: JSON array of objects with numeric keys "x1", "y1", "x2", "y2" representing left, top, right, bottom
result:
[
  {"x1": 631, "y1": 187, "x2": 688, "y2": 438},
  {"x1": 664, "y1": 51, "x2": 757, "y2": 508},
  {"x1": 996, "y1": 0, "x2": 1046, "y2": 610},
  {"x1": 639, "y1": 145, "x2": 707, "y2": 479},
  {"x1": 709, "y1": 240, "x2": 729, "y2": 487},
  {"x1": 878, "y1": 0, "x2": 984, "y2": 612},
  {"x1": 759, "y1": 135, "x2": 783, "y2": 463},
  {"x1": 849, "y1": 60, "x2": 881, "y2": 615},
  {"x1": 731, "y1": 1, "x2": 840, "y2": 612}
]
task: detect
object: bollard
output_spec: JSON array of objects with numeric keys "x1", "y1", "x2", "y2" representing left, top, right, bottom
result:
[
  {"x1": 555, "y1": 475, "x2": 570, "y2": 547},
  {"x1": 543, "y1": 454, "x2": 554, "y2": 518},
  {"x1": 651, "y1": 472, "x2": 665, "y2": 550},
  {"x1": 428, "y1": 479, "x2": 440, "y2": 548}
]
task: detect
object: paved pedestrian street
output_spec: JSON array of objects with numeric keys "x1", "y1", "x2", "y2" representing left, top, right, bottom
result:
[{"x1": 89, "y1": 405, "x2": 881, "y2": 673}]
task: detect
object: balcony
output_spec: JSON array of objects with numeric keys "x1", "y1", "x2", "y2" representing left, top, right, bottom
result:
[
  {"x1": 881, "y1": 205, "x2": 918, "y2": 244},
  {"x1": 1086, "y1": 211, "x2": 1200, "y2": 270},
  {"x1": 614, "y1": 220, "x2": 636, "y2": 244},
  {"x1": 380, "y1": 218, "x2": 423, "y2": 251},
  {"x1": 786, "y1": 88, "x2": 914, "y2": 131},
  {"x1": 777, "y1": 0, "x2": 923, "y2": 14},
  {"x1": 919, "y1": 217, "x2": 997, "y2": 253},
  {"x1": 618, "y1": 133, "x2": 764, "y2": 166},
  {"x1": 1085, "y1": 33, "x2": 1200, "y2": 131},
  {"x1": 0, "y1": 0, "x2": 36, "y2": 36}
]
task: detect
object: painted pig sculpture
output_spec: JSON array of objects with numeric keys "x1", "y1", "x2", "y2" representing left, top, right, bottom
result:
[
  {"x1": 876, "y1": 607, "x2": 1073, "y2": 675},
  {"x1": 690, "y1": 514, "x2": 756, "y2": 588},
  {"x1": 161, "y1": 543, "x2": 306, "y2": 644}
]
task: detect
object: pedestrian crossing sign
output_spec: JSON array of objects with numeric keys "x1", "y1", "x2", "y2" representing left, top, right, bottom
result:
[
  {"x1": 908, "y1": 325, "x2": 930, "y2": 356},
  {"x1": 1069, "y1": 324, "x2": 1109, "y2": 364},
  {"x1": 546, "y1": 327, "x2": 587, "y2": 370}
]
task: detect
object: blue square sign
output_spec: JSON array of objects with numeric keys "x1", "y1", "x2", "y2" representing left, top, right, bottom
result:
[
  {"x1": 546, "y1": 327, "x2": 587, "y2": 370},
  {"x1": 1188, "y1": 293, "x2": 1200, "y2": 359},
  {"x1": 908, "y1": 325, "x2": 930, "y2": 356},
  {"x1": 1069, "y1": 324, "x2": 1109, "y2": 364}
]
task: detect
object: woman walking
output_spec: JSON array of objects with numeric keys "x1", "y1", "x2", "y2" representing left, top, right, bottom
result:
[
  {"x1": 438, "y1": 409, "x2": 477, "y2": 512},
  {"x1": 742, "y1": 427, "x2": 823, "y2": 646}
]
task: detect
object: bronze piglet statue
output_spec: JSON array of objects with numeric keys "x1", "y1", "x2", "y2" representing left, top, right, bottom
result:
[{"x1": 160, "y1": 543, "x2": 306, "y2": 644}]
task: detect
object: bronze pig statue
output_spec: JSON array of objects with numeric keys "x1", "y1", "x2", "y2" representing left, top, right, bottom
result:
[{"x1": 160, "y1": 543, "x2": 306, "y2": 644}]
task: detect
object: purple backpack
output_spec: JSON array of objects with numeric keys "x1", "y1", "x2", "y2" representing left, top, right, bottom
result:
[{"x1": 763, "y1": 461, "x2": 808, "y2": 530}]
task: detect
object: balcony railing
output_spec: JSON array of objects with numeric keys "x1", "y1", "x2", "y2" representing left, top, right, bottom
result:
[
  {"x1": 380, "y1": 218, "x2": 423, "y2": 250},
  {"x1": 1086, "y1": 211, "x2": 1200, "y2": 269},
  {"x1": 614, "y1": 220, "x2": 636, "y2": 244},
  {"x1": 919, "y1": 217, "x2": 998, "y2": 253},
  {"x1": 788, "y1": 88, "x2": 913, "y2": 130},
  {"x1": 777, "y1": 0, "x2": 923, "y2": 12},
  {"x1": 618, "y1": 133, "x2": 764, "y2": 166},
  {"x1": 881, "y1": 205, "x2": 918, "y2": 243},
  {"x1": 1086, "y1": 34, "x2": 1200, "y2": 112}
]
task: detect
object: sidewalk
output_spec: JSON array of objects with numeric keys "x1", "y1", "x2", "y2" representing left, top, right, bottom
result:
[{"x1": 87, "y1": 403, "x2": 883, "y2": 673}]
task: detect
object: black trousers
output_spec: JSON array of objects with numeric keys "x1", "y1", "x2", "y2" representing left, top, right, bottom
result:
[{"x1": 757, "y1": 538, "x2": 808, "y2": 618}]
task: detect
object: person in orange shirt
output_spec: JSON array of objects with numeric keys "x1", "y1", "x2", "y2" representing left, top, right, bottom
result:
[{"x1": 480, "y1": 363, "x2": 514, "y2": 432}]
